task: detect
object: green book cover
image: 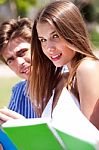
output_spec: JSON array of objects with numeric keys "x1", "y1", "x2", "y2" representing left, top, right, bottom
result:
[
  {"x1": 1, "y1": 118, "x2": 99, "y2": 150},
  {"x1": 55, "y1": 129, "x2": 96, "y2": 150}
]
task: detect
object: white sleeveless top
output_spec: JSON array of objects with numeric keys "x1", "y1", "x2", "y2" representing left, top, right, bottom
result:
[
  {"x1": 41, "y1": 90, "x2": 55, "y2": 119},
  {"x1": 41, "y1": 88, "x2": 80, "y2": 119}
]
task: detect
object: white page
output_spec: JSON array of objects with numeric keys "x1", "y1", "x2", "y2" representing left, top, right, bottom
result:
[
  {"x1": 2, "y1": 118, "x2": 50, "y2": 127},
  {"x1": 51, "y1": 87, "x2": 99, "y2": 148}
]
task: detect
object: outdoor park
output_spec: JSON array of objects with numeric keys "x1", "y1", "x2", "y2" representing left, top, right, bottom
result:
[
  {"x1": 0, "y1": 0, "x2": 99, "y2": 108},
  {"x1": 0, "y1": 64, "x2": 21, "y2": 108}
]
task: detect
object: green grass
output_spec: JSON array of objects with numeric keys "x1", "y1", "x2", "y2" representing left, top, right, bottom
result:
[
  {"x1": 0, "y1": 76, "x2": 21, "y2": 108},
  {"x1": 91, "y1": 28, "x2": 99, "y2": 48}
]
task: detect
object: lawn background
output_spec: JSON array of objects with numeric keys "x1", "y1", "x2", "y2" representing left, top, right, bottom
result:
[{"x1": 0, "y1": 77, "x2": 21, "y2": 108}]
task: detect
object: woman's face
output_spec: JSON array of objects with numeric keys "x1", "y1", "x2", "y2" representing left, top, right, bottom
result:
[{"x1": 37, "y1": 22, "x2": 76, "y2": 68}]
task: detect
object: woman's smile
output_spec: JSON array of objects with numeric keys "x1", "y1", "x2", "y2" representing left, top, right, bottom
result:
[{"x1": 51, "y1": 53, "x2": 62, "y2": 61}]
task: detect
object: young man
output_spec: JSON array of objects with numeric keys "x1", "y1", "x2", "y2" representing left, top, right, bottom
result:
[{"x1": 0, "y1": 18, "x2": 37, "y2": 123}]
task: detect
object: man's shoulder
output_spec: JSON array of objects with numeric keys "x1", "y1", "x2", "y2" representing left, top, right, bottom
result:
[{"x1": 12, "y1": 80, "x2": 27, "y2": 91}]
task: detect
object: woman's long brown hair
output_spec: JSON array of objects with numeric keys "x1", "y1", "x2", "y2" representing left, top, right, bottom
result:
[{"x1": 30, "y1": 0, "x2": 98, "y2": 117}]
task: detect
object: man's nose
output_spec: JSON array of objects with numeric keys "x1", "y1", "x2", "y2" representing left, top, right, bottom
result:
[{"x1": 17, "y1": 57, "x2": 25, "y2": 66}]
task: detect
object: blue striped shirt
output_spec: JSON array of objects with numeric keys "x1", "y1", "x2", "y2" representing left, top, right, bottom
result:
[{"x1": 8, "y1": 80, "x2": 37, "y2": 118}]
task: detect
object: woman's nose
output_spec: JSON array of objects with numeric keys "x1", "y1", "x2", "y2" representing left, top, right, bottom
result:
[
  {"x1": 47, "y1": 42, "x2": 56, "y2": 53},
  {"x1": 47, "y1": 47, "x2": 55, "y2": 54}
]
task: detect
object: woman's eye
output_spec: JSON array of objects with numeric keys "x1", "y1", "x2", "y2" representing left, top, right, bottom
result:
[
  {"x1": 53, "y1": 34, "x2": 59, "y2": 38},
  {"x1": 40, "y1": 38, "x2": 46, "y2": 43}
]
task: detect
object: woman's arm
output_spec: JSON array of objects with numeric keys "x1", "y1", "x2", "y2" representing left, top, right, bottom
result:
[{"x1": 76, "y1": 59, "x2": 99, "y2": 129}]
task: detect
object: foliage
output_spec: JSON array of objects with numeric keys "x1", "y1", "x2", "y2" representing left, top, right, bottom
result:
[
  {"x1": 14, "y1": 0, "x2": 36, "y2": 17},
  {"x1": 0, "y1": 0, "x2": 36, "y2": 17},
  {"x1": 73, "y1": 0, "x2": 99, "y2": 23},
  {"x1": 81, "y1": 3, "x2": 96, "y2": 23},
  {"x1": 0, "y1": 0, "x2": 6, "y2": 4},
  {"x1": 94, "y1": 0, "x2": 99, "y2": 23},
  {"x1": 91, "y1": 28, "x2": 99, "y2": 48}
]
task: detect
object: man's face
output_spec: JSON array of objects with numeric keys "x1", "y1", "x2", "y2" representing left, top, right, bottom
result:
[{"x1": 2, "y1": 38, "x2": 31, "y2": 80}]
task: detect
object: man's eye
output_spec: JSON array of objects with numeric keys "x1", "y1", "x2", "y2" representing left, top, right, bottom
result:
[{"x1": 7, "y1": 58, "x2": 14, "y2": 65}]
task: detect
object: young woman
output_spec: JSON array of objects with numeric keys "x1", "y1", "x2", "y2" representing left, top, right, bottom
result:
[{"x1": 30, "y1": 0, "x2": 99, "y2": 129}]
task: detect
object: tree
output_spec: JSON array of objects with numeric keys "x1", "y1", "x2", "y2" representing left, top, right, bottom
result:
[
  {"x1": 14, "y1": 0, "x2": 36, "y2": 17},
  {"x1": 0, "y1": 0, "x2": 36, "y2": 17}
]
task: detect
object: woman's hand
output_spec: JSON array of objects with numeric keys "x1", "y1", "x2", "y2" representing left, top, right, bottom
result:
[{"x1": 0, "y1": 107, "x2": 25, "y2": 124}]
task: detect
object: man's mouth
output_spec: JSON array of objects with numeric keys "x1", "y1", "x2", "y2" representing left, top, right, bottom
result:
[{"x1": 20, "y1": 66, "x2": 30, "y2": 74}]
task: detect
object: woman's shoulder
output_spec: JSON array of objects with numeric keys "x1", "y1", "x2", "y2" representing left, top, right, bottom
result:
[{"x1": 77, "y1": 57, "x2": 99, "y2": 74}]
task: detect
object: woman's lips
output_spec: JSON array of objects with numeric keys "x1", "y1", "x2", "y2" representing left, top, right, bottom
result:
[{"x1": 51, "y1": 53, "x2": 62, "y2": 61}]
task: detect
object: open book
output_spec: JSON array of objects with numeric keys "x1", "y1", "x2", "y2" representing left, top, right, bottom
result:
[{"x1": 1, "y1": 117, "x2": 99, "y2": 150}]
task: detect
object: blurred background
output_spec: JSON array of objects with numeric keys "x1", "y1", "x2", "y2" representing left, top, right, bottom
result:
[{"x1": 0, "y1": 0, "x2": 99, "y2": 108}]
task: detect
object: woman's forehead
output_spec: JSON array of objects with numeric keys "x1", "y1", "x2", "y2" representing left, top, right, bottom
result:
[{"x1": 37, "y1": 22, "x2": 56, "y2": 36}]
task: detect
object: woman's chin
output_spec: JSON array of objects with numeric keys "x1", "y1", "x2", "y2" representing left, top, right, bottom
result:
[{"x1": 53, "y1": 62, "x2": 63, "y2": 68}]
